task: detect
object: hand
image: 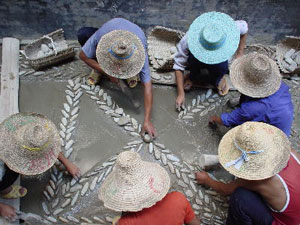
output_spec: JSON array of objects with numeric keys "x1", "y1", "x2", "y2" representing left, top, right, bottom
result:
[
  {"x1": 141, "y1": 120, "x2": 157, "y2": 139},
  {"x1": 209, "y1": 116, "x2": 223, "y2": 126},
  {"x1": 235, "y1": 51, "x2": 243, "y2": 59},
  {"x1": 209, "y1": 116, "x2": 218, "y2": 125},
  {"x1": 195, "y1": 171, "x2": 209, "y2": 186},
  {"x1": 65, "y1": 162, "x2": 81, "y2": 180},
  {"x1": 175, "y1": 94, "x2": 185, "y2": 111},
  {"x1": 0, "y1": 204, "x2": 16, "y2": 222}
]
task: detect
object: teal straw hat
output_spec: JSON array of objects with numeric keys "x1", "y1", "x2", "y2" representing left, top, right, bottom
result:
[{"x1": 188, "y1": 11, "x2": 240, "y2": 65}]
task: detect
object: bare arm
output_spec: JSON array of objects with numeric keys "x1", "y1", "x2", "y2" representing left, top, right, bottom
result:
[
  {"x1": 196, "y1": 171, "x2": 249, "y2": 196},
  {"x1": 79, "y1": 50, "x2": 105, "y2": 74},
  {"x1": 58, "y1": 153, "x2": 81, "y2": 180},
  {"x1": 235, "y1": 33, "x2": 247, "y2": 58},
  {"x1": 186, "y1": 216, "x2": 201, "y2": 225},
  {"x1": 142, "y1": 81, "x2": 156, "y2": 138},
  {"x1": 175, "y1": 70, "x2": 185, "y2": 108}
]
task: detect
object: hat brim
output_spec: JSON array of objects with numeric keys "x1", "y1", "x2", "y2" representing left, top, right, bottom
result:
[
  {"x1": 218, "y1": 122, "x2": 291, "y2": 180},
  {"x1": 230, "y1": 53, "x2": 282, "y2": 98},
  {"x1": 99, "y1": 161, "x2": 170, "y2": 212},
  {"x1": 188, "y1": 12, "x2": 240, "y2": 65},
  {"x1": 96, "y1": 30, "x2": 145, "y2": 79},
  {"x1": 0, "y1": 113, "x2": 61, "y2": 175}
]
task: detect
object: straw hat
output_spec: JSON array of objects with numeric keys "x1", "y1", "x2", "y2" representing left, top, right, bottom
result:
[
  {"x1": 187, "y1": 11, "x2": 240, "y2": 65},
  {"x1": 98, "y1": 151, "x2": 170, "y2": 212},
  {"x1": 230, "y1": 53, "x2": 282, "y2": 98},
  {"x1": 218, "y1": 122, "x2": 290, "y2": 180},
  {"x1": 0, "y1": 113, "x2": 61, "y2": 175},
  {"x1": 96, "y1": 30, "x2": 145, "y2": 79}
]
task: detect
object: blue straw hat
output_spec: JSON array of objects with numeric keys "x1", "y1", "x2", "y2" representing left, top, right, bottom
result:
[{"x1": 188, "y1": 12, "x2": 240, "y2": 65}]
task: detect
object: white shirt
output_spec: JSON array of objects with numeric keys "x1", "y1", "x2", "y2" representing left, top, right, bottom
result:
[{"x1": 173, "y1": 20, "x2": 248, "y2": 71}]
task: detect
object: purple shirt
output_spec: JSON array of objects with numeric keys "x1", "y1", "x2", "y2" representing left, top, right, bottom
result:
[
  {"x1": 82, "y1": 18, "x2": 151, "y2": 83},
  {"x1": 221, "y1": 82, "x2": 294, "y2": 136}
]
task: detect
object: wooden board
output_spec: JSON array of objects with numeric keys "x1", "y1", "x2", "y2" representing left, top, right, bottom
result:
[
  {"x1": 0, "y1": 38, "x2": 20, "y2": 121},
  {"x1": 0, "y1": 38, "x2": 20, "y2": 225}
]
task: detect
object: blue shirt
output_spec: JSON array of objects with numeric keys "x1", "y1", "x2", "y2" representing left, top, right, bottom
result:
[
  {"x1": 221, "y1": 82, "x2": 294, "y2": 136},
  {"x1": 82, "y1": 18, "x2": 151, "y2": 83}
]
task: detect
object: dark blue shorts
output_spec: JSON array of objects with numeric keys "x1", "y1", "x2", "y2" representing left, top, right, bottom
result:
[
  {"x1": 77, "y1": 27, "x2": 98, "y2": 47},
  {"x1": 226, "y1": 188, "x2": 274, "y2": 225},
  {"x1": 187, "y1": 53, "x2": 228, "y2": 87}
]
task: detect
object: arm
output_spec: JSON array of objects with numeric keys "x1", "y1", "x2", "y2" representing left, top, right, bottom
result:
[
  {"x1": 175, "y1": 70, "x2": 185, "y2": 109},
  {"x1": 235, "y1": 33, "x2": 247, "y2": 58},
  {"x1": 235, "y1": 20, "x2": 248, "y2": 59},
  {"x1": 79, "y1": 51, "x2": 105, "y2": 74},
  {"x1": 173, "y1": 34, "x2": 189, "y2": 108},
  {"x1": 186, "y1": 216, "x2": 201, "y2": 225},
  {"x1": 141, "y1": 81, "x2": 157, "y2": 138},
  {"x1": 219, "y1": 101, "x2": 261, "y2": 127},
  {"x1": 209, "y1": 115, "x2": 224, "y2": 126},
  {"x1": 196, "y1": 171, "x2": 249, "y2": 196},
  {"x1": 58, "y1": 153, "x2": 81, "y2": 180}
]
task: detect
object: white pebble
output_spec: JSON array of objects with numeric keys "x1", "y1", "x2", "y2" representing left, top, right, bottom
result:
[
  {"x1": 53, "y1": 208, "x2": 63, "y2": 215},
  {"x1": 90, "y1": 177, "x2": 98, "y2": 191},
  {"x1": 64, "y1": 103, "x2": 70, "y2": 112},
  {"x1": 65, "y1": 140, "x2": 74, "y2": 150},
  {"x1": 81, "y1": 182, "x2": 89, "y2": 196},
  {"x1": 71, "y1": 106, "x2": 79, "y2": 116},
  {"x1": 71, "y1": 191, "x2": 80, "y2": 206}
]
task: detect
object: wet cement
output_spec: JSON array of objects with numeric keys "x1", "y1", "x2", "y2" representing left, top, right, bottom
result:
[
  {"x1": 19, "y1": 79, "x2": 230, "y2": 216},
  {"x1": 14, "y1": 66, "x2": 300, "y2": 223}
]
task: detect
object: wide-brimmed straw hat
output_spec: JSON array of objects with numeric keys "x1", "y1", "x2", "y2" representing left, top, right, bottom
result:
[
  {"x1": 187, "y1": 11, "x2": 240, "y2": 65},
  {"x1": 96, "y1": 30, "x2": 145, "y2": 79},
  {"x1": 230, "y1": 53, "x2": 282, "y2": 98},
  {"x1": 0, "y1": 113, "x2": 61, "y2": 175},
  {"x1": 98, "y1": 151, "x2": 170, "y2": 212},
  {"x1": 218, "y1": 122, "x2": 291, "y2": 180}
]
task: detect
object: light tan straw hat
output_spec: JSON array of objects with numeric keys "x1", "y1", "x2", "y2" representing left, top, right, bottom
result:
[
  {"x1": 98, "y1": 151, "x2": 170, "y2": 212},
  {"x1": 96, "y1": 30, "x2": 145, "y2": 79},
  {"x1": 0, "y1": 113, "x2": 61, "y2": 175},
  {"x1": 218, "y1": 122, "x2": 291, "y2": 180},
  {"x1": 230, "y1": 53, "x2": 282, "y2": 98}
]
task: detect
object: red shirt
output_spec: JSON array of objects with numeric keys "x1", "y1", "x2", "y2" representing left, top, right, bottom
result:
[
  {"x1": 272, "y1": 153, "x2": 300, "y2": 225},
  {"x1": 119, "y1": 191, "x2": 195, "y2": 225}
]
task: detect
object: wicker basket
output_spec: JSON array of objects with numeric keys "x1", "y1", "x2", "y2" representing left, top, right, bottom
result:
[
  {"x1": 24, "y1": 29, "x2": 76, "y2": 70},
  {"x1": 276, "y1": 36, "x2": 300, "y2": 74},
  {"x1": 147, "y1": 26, "x2": 185, "y2": 71}
]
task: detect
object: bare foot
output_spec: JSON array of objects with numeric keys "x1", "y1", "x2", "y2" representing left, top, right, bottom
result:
[{"x1": 218, "y1": 75, "x2": 229, "y2": 96}]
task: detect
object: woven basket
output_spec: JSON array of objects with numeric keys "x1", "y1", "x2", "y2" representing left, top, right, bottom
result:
[
  {"x1": 276, "y1": 36, "x2": 300, "y2": 74},
  {"x1": 244, "y1": 44, "x2": 276, "y2": 61},
  {"x1": 147, "y1": 26, "x2": 185, "y2": 71},
  {"x1": 24, "y1": 29, "x2": 76, "y2": 70}
]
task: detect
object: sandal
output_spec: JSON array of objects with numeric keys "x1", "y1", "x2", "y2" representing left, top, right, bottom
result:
[
  {"x1": 126, "y1": 76, "x2": 138, "y2": 88},
  {"x1": 87, "y1": 69, "x2": 102, "y2": 86},
  {"x1": 218, "y1": 74, "x2": 230, "y2": 96},
  {"x1": 1, "y1": 185, "x2": 27, "y2": 199},
  {"x1": 112, "y1": 215, "x2": 121, "y2": 225}
]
